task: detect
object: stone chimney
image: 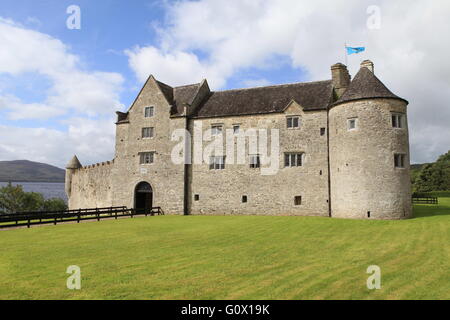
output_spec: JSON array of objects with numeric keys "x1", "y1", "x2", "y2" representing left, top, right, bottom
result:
[
  {"x1": 360, "y1": 60, "x2": 374, "y2": 73},
  {"x1": 331, "y1": 63, "x2": 351, "y2": 98}
]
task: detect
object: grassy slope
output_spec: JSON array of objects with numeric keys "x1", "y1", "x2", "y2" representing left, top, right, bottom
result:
[
  {"x1": 0, "y1": 160, "x2": 65, "y2": 182},
  {"x1": 0, "y1": 200, "x2": 449, "y2": 300}
]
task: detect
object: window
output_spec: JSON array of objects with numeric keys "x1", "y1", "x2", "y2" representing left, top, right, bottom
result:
[
  {"x1": 320, "y1": 128, "x2": 326, "y2": 136},
  {"x1": 139, "y1": 152, "x2": 155, "y2": 164},
  {"x1": 144, "y1": 106, "x2": 154, "y2": 118},
  {"x1": 142, "y1": 127, "x2": 154, "y2": 138},
  {"x1": 209, "y1": 156, "x2": 225, "y2": 170},
  {"x1": 287, "y1": 116, "x2": 300, "y2": 129},
  {"x1": 233, "y1": 125, "x2": 240, "y2": 134},
  {"x1": 194, "y1": 194, "x2": 200, "y2": 201},
  {"x1": 394, "y1": 154, "x2": 406, "y2": 168},
  {"x1": 294, "y1": 196, "x2": 302, "y2": 206},
  {"x1": 392, "y1": 113, "x2": 404, "y2": 128},
  {"x1": 249, "y1": 154, "x2": 261, "y2": 168},
  {"x1": 284, "y1": 153, "x2": 303, "y2": 167},
  {"x1": 242, "y1": 195, "x2": 248, "y2": 203},
  {"x1": 347, "y1": 118, "x2": 358, "y2": 130},
  {"x1": 211, "y1": 124, "x2": 223, "y2": 135}
]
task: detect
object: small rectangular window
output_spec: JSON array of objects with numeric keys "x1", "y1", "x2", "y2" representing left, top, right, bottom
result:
[
  {"x1": 294, "y1": 196, "x2": 302, "y2": 206},
  {"x1": 392, "y1": 113, "x2": 404, "y2": 128},
  {"x1": 139, "y1": 152, "x2": 155, "y2": 164},
  {"x1": 194, "y1": 194, "x2": 200, "y2": 201},
  {"x1": 320, "y1": 128, "x2": 326, "y2": 136},
  {"x1": 144, "y1": 106, "x2": 154, "y2": 118},
  {"x1": 249, "y1": 154, "x2": 261, "y2": 168},
  {"x1": 211, "y1": 124, "x2": 223, "y2": 135},
  {"x1": 285, "y1": 153, "x2": 303, "y2": 167},
  {"x1": 347, "y1": 118, "x2": 357, "y2": 130},
  {"x1": 142, "y1": 127, "x2": 154, "y2": 138},
  {"x1": 242, "y1": 195, "x2": 248, "y2": 203},
  {"x1": 394, "y1": 154, "x2": 405, "y2": 168},
  {"x1": 209, "y1": 156, "x2": 225, "y2": 170},
  {"x1": 287, "y1": 116, "x2": 300, "y2": 129},
  {"x1": 233, "y1": 125, "x2": 240, "y2": 134}
]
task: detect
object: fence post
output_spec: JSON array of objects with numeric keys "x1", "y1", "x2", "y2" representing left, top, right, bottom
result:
[
  {"x1": 78, "y1": 209, "x2": 81, "y2": 223},
  {"x1": 27, "y1": 219, "x2": 30, "y2": 228},
  {"x1": 97, "y1": 208, "x2": 100, "y2": 221}
]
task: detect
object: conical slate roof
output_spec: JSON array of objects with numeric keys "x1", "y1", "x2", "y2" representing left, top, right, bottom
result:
[
  {"x1": 334, "y1": 67, "x2": 408, "y2": 106},
  {"x1": 66, "y1": 155, "x2": 82, "y2": 169}
]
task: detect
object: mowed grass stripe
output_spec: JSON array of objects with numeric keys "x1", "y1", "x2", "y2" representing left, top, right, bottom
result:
[{"x1": 0, "y1": 199, "x2": 449, "y2": 299}]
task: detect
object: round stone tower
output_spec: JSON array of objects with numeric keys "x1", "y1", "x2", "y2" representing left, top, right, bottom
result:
[{"x1": 329, "y1": 60, "x2": 412, "y2": 219}]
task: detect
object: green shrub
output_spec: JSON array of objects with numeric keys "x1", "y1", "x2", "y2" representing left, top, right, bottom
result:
[
  {"x1": 413, "y1": 191, "x2": 450, "y2": 198},
  {"x1": 0, "y1": 182, "x2": 67, "y2": 214}
]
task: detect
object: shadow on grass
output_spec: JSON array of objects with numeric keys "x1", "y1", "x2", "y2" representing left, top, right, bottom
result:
[{"x1": 412, "y1": 198, "x2": 450, "y2": 219}]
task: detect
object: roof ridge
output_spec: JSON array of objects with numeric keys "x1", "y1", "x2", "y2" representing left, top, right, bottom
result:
[
  {"x1": 156, "y1": 80, "x2": 173, "y2": 89},
  {"x1": 213, "y1": 79, "x2": 332, "y2": 93},
  {"x1": 174, "y1": 83, "x2": 201, "y2": 90}
]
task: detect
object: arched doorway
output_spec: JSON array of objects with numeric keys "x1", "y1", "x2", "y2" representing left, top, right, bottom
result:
[{"x1": 135, "y1": 182, "x2": 153, "y2": 214}]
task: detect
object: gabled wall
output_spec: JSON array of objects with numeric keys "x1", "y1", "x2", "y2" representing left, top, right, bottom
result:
[{"x1": 109, "y1": 76, "x2": 187, "y2": 214}]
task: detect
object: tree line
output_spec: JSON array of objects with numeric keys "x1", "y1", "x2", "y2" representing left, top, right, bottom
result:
[
  {"x1": 0, "y1": 182, "x2": 67, "y2": 214},
  {"x1": 412, "y1": 150, "x2": 450, "y2": 193}
]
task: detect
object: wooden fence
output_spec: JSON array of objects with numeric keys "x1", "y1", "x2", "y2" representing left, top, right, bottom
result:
[
  {"x1": 0, "y1": 206, "x2": 163, "y2": 229},
  {"x1": 412, "y1": 197, "x2": 438, "y2": 204}
]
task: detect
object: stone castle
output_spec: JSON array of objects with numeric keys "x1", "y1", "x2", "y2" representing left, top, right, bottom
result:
[{"x1": 65, "y1": 60, "x2": 412, "y2": 219}]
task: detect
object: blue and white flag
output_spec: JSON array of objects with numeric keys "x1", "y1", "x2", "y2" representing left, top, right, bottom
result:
[{"x1": 346, "y1": 46, "x2": 365, "y2": 55}]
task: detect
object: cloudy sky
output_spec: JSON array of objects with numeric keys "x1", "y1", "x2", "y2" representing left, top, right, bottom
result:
[{"x1": 0, "y1": 0, "x2": 449, "y2": 168}]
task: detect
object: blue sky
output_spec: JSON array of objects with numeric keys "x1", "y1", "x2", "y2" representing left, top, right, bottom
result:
[
  {"x1": 0, "y1": 0, "x2": 165, "y2": 113},
  {"x1": 0, "y1": 0, "x2": 449, "y2": 167}
]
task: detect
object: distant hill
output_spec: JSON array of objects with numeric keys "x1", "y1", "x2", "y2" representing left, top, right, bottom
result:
[
  {"x1": 411, "y1": 163, "x2": 428, "y2": 171},
  {"x1": 0, "y1": 160, "x2": 65, "y2": 182}
]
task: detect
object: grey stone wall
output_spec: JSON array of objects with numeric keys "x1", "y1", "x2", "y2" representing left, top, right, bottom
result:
[
  {"x1": 188, "y1": 102, "x2": 330, "y2": 216},
  {"x1": 68, "y1": 161, "x2": 113, "y2": 209}
]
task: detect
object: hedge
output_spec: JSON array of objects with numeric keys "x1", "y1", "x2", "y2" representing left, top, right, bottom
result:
[{"x1": 412, "y1": 191, "x2": 450, "y2": 198}]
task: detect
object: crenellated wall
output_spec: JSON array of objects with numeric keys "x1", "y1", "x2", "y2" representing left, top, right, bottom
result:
[{"x1": 67, "y1": 160, "x2": 114, "y2": 209}]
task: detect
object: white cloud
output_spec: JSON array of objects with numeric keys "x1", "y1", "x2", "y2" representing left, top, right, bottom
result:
[
  {"x1": 126, "y1": 0, "x2": 450, "y2": 163},
  {"x1": 0, "y1": 18, "x2": 123, "y2": 167},
  {"x1": 0, "y1": 118, "x2": 115, "y2": 168},
  {"x1": 0, "y1": 18, "x2": 124, "y2": 119}
]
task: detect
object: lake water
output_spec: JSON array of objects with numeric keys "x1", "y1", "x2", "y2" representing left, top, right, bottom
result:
[{"x1": 0, "y1": 182, "x2": 67, "y2": 203}]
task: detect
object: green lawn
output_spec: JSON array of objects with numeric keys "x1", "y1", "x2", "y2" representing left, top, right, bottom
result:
[{"x1": 0, "y1": 200, "x2": 449, "y2": 300}]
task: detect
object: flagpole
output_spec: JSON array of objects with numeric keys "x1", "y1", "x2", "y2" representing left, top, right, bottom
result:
[{"x1": 344, "y1": 43, "x2": 348, "y2": 66}]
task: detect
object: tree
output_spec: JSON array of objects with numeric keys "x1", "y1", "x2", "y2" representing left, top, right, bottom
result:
[
  {"x1": 43, "y1": 198, "x2": 68, "y2": 212},
  {"x1": 0, "y1": 182, "x2": 67, "y2": 214},
  {"x1": 414, "y1": 150, "x2": 450, "y2": 192}
]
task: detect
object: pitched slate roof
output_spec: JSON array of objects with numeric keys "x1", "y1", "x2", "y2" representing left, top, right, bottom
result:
[
  {"x1": 171, "y1": 83, "x2": 201, "y2": 116},
  {"x1": 192, "y1": 80, "x2": 333, "y2": 118},
  {"x1": 333, "y1": 67, "x2": 407, "y2": 106}
]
